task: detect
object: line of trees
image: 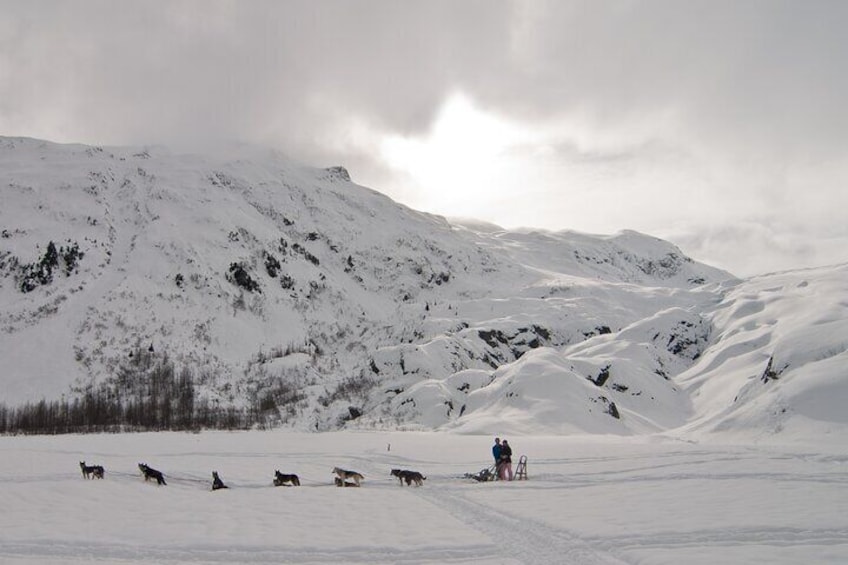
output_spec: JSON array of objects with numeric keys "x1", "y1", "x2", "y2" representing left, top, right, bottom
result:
[
  {"x1": 0, "y1": 393, "x2": 244, "y2": 435},
  {"x1": 0, "y1": 348, "x2": 268, "y2": 435}
]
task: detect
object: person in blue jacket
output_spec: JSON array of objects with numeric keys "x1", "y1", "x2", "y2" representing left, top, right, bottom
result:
[{"x1": 492, "y1": 437, "x2": 502, "y2": 479}]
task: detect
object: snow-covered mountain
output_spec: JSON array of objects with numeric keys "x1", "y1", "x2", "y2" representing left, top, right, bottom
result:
[{"x1": 1, "y1": 136, "x2": 845, "y2": 439}]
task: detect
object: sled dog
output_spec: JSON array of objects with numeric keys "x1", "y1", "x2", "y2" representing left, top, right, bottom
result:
[
  {"x1": 80, "y1": 461, "x2": 105, "y2": 479},
  {"x1": 212, "y1": 471, "x2": 228, "y2": 490},
  {"x1": 332, "y1": 467, "x2": 364, "y2": 487},
  {"x1": 273, "y1": 470, "x2": 301, "y2": 486},
  {"x1": 138, "y1": 463, "x2": 167, "y2": 485},
  {"x1": 391, "y1": 468, "x2": 426, "y2": 486}
]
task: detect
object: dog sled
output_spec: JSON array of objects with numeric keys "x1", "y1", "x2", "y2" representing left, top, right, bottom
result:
[
  {"x1": 464, "y1": 463, "x2": 498, "y2": 482},
  {"x1": 464, "y1": 455, "x2": 528, "y2": 482}
]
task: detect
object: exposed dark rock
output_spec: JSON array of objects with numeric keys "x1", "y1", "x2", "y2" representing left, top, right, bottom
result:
[
  {"x1": 478, "y1": 329, "x2": 509, "y2": 348},
  {"x1": 264, "y1": 253, "x2": 281, "y2": 278},
  {"x1": 324, "y1": 166, "x2": 351, "y2": 182},
  {"x1": 761, "y1": 355, "x2": 788, "y2": 383},
  {"x1": 589, "y1": 364, "x2": 612, "y2": 387},
  {"x1": 228, "y1": 262, "x2": 261, "y2": 293}
]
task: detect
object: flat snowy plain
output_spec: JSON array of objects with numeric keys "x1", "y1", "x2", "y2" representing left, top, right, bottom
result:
[{"x1": 1, "y1": 430, "x2": 846, "y2": 564}]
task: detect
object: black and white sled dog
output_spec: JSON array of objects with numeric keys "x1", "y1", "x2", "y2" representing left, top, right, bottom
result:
[
  {"x1": 391, "y1": 468, "x2": 426, "y2": 486},
  {"x1": 138, "y1": 463, "x2": 167, "y2": 485},
  {"x1": 80, "y1": 461, "x2": 105, "y2": 479},
  {"x1": 273, "y1": 470, "x2": 300, "y2": 486},
  {"x1": 332, "y1": 467, "x2": 364, "y2": 487}
]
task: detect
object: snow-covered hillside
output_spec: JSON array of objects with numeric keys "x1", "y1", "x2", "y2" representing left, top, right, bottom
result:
[
  {"x1": 1, "y1": 136, "x2": 845, "y2": 440},
  {"x1": 676, "y1": 264, "x2": 848, "y2": 439}
]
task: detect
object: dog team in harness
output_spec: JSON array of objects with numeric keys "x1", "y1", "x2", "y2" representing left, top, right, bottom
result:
[{"x1": 79, "y1": 436, "x2": 525, "y2": 488}]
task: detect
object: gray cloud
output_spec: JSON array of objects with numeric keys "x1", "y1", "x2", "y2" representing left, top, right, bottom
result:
[
  {"x1": 1, "y1": 1, "x2": 508, "y2": 149},
  {"x1": 1, "y1": 0, "x2": 847, "y2": 275},
  {"x1": 487, "y1": 2, "x2": 848, "y2": 158}
]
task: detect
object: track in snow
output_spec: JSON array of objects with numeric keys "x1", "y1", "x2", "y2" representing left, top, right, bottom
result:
[{"x1": 412, "y1": 483, "x2": 628, "y2": 565}]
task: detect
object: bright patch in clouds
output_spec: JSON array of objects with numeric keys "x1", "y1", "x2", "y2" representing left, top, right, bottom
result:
[
  {"x1": 375, "y1": 94, "x2": 667, "y2": 234},
  {"x1": 380, "y1": 94, "x2": 538, "y2": 219}
]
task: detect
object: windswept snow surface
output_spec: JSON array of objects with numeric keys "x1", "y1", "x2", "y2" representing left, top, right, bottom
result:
[{"x1": 1, "y1": 431, "x2": 846, "y2": 564}]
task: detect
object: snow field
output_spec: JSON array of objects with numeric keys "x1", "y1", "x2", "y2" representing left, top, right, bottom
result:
[{"x1": 1, "y1": 430, "x2": 846, "y2": 564}]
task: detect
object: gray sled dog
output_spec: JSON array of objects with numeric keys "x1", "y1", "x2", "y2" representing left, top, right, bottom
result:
[
  {"x1": 391, "y1": 468, "x2": 426, "y2": 486},
  {"x1": 80, "y1": 461, "x2": 105, "y2": 479},
  {"x1": 138, "y1": 463, "x2": 167, "y2": 485},
  {"x1": 332, "y1": 467, "x2": 364, "y2": 487},
  {"x1": 273, "y1": 470, "x2": 300, "y2": 486}
]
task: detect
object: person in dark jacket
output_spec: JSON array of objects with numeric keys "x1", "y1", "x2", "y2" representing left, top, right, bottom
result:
[
  {"x1": 492, "y1": 437, "x2": 502, "y2": 479},
  {"x1": 499, "y1": 439, "x2": 513, "y2": 481}
]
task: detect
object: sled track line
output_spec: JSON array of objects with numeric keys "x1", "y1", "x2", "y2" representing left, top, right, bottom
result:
[
  {"x1": 0, "y1": 540, "x2": 496, "y2": 564},
  {"x1": 413, "y1": 485, "x2": 629, "y2": 565},
  {"x1": 584, "y1": 527, "x2": 848, "y2": 551}
]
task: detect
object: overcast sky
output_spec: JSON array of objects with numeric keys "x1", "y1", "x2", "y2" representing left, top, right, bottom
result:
[{"x1": 2, "y1": 1, "x2": 847, "y2": 276}]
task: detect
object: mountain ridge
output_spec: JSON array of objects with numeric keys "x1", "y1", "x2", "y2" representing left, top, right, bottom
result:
[{"x1": 1, "y1": 136, "x2": 844, "y2": 440}]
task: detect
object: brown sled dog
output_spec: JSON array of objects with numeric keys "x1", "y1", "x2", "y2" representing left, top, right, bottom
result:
[
  {"x1": 391, "y1": 468, "x2": 426, "y2": 486},
  {"x1": 273, "y1": 470, "x2": 300, "y2": 486},
  {"x1": 80, "y1": 461, "x2": 105, "y2": 479},
  {"x1": 138, "y1": 463, "x2": 167, "y2": 485},
  {"x1": 332, "y1": 467, "x2": 364, "y2": 487}
]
